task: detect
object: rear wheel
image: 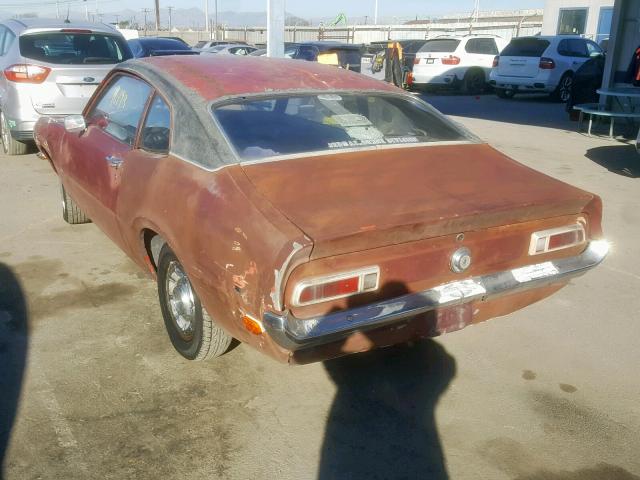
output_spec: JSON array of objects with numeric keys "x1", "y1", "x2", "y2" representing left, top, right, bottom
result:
[
  {"x1": 496, "y1": 88, "x2": 515, "y2": 99},
  {"x1": 461, "y1": 69, "x2": 485, "y2": 95},
  {"x1": 552, "y1": 72, "x2": 573, "y2": 102},
  {"x1": 157, "y1": 245, "x2": 232, "y2": 361},
  {"x1": 61, "y1": 184, "x2": 91, "y2": 224},
  {"x1": 1, "y1": 111, "x2": 29, "y2": 156}
]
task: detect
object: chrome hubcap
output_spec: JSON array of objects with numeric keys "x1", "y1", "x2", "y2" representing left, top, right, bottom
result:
[{"x1": 165, "y1": 261, "x2": 196, "y2": 340}]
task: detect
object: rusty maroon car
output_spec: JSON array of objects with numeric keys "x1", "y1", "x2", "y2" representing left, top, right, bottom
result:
[{"x1": 34, "y1": 55, "x2": 608, "y2": 364}]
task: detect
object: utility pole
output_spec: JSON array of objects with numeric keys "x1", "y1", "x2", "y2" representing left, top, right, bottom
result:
[
  {"x1": 154, "y1": 0, "x2": 160, "y2": 31},
  {"x1": 142, "y1": 8, "x2": 151, "y2": 35},
  {"x1": 56, "y1": 0, "x2": 60, "y2": 18},
  {"x1": 168, "y1": 6, "x2": 173, "y2": 31},
  {"x1": 204, "y1": 0, "x2": 209, "y2": 33},
  {"x1": 84, "y1": 0, "x2": 89, "y2": 20},
  {"x1": 214, "y1": 0, "x2": 218, "y2": 40},
  {"x1": 95, "y1": 0, "x2": 99, "y2": 20},
  {"x1": 374, "y1": 0, "x2": 378, "y2": 25},
  {"x1": 114, "y1": 14, "x2": 120, "y2": 27},
  {"x1": 267, "y1": 0, "x2": 284, "y2": 57}
]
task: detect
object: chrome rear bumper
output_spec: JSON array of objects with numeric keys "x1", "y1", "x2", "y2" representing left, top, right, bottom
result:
[{"x1": 263, "y1": 240, "x2": 609, "y2": 351}]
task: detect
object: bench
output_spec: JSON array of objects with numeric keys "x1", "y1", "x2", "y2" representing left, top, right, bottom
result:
[{"x1": 574, "y1": 103, "x2": 640, "y2": 138}]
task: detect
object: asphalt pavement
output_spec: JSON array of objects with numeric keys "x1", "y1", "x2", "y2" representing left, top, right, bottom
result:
[{"x1": 1, "y1": 93, "x2": 639, "y2": 480}]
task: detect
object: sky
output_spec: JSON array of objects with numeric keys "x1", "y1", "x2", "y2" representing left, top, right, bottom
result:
[{"x1": 0, "y1": 0, "x2": 545, "y2": 19}]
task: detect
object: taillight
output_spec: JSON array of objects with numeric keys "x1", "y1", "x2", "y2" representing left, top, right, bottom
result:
[
  {"x1": 441, "y1": 55, "x2": 461, "y2": 65},
  {"x1": 492, "y1": 56, "x2": 499, "y2": 68},
  {"x1": 292, "y1": 266, "x2": 380, "y2": 306},
  {"x1": 529, "y1": 223, "x2": 586, "y2": 255},
  {"x1": 4, "y1": 64, "x2": 51, "y2": 83},
  {"x1": 539, "y1": 57, "x2": 555, "y2": 70},
  {"x1": 414, "y1": 57, "x2": 421, "y2": 65}
]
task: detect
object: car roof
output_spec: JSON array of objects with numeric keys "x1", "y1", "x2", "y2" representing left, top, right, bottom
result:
[
  {"x1": 3, "y1": 17, "x2": 118, "y2": 34},
  {"x1": 133, "y1": 37, "x2": 189, "y2": 47},
  {"x1": 124, "y1": 55, "x2": 398, "y2": 102}
]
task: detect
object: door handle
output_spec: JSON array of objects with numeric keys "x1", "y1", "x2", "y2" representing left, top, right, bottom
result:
[{"x1": 105, "y1": 155, "x2": 123, "y2": 168}]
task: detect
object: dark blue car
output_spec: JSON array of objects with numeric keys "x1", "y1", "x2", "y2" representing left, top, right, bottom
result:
[{"x1": 128, "y1": 37, "x2": 199, "y2": 58}]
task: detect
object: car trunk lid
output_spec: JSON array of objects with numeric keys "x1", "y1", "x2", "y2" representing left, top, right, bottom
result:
[
  {"x1": 29, "y1": 64, "x2": 111, "y2": 115},
  {"x1": 241, "y1": 143, "x2": 594, "y2": 259}
]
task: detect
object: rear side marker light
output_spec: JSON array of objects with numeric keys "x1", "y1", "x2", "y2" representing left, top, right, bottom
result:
[
  {"x1": 492, "y1": 56, "x2": 499, "y2": 68},
  {"x1": 529, "y1": 224, "x2": 586, "y2": 255},
  {"x1": 292, "y1": 266, "x2": 380, "y2": 307},
  {"x1": 242, "y1": 314, "x2": 264, "y2": 335},
  {"x1": 4, "y1": 64, "x2": 51, "y2": 83},
  {"x1": 442, "y1": 55, "x2": 461, "y2": 65}
]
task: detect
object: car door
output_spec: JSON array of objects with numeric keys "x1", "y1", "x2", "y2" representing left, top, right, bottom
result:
[{"x1": 63, "y1": 73, "x2": 152, "y2": 248}]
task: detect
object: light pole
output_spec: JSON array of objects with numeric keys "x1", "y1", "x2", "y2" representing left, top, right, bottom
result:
[
  {"x1": 214, "y1": 0, "x2": 218, "y2": 41},
  {"x1": 168, "y1": 6, "x2": 173, "y2": 31},
  {"x1": 374, "y1": 0, "x2": 378, "y2": 25},
  {"x1": 204, "y1": 0, "x2": 209, "y2": 33},
  {"x1": 267, "y1": 0, "x2": 284, "y2": 57}
]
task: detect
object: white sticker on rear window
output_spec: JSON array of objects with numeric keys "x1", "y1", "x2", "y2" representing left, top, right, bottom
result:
[
  {"x1": 511, "y1": 262, "x2": 559, "y2": 283},
  {"x1": 331, "y1": 114, "x2": 372, "y2": 127},
  {"x1": 327, "y1": 136, "x2": 419, "y2": 149}
]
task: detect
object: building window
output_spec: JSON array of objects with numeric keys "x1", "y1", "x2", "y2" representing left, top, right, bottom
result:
[
  {"x1": 557, "y1": 8, "x2": 588, "y2": 35},
  {"x1": 596, "y1": 7, "x2": 613, "y2": 44}
]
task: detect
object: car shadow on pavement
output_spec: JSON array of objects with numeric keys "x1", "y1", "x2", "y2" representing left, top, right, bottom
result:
[
  {"x1": 0, "y1": 263, "x2": 29, "y2": 479},
  {"x1": 317, "y1": 284, "x2": 457, "y2": 480},
  {"x1": 421, "y1": 92, "x2": 574, "y2": 130},
  {"x1": 585, "y1": 144, "x2": 640, "y2": 178}
]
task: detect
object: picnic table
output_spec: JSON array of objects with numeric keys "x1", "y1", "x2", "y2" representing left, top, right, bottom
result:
[{"x1": 574, "y1": 87, "x2": 640, "y2": 138}]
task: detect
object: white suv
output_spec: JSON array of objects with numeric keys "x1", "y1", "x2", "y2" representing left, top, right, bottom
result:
[
  {"x1": 411, "y1": 35, "x2": 508, "y2": 94},
  {"x1": 490, "y1": 36, "x2": 603, "y2": 101}
]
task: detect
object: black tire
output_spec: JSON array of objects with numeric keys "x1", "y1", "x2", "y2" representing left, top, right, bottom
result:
[
  {"x1": 1, "y1": 111, "x2": 29, "y2": 155},
  {"x1": 61, "y1": 184, "x2": 91, "y2": 224},
  {"x1": 496, "y1": 88, "x2": 515, "y2": 99},
  {"x1": 461, "y1": 69, "x2": 485, "y2": 95},
  {"x1": 551, "y1": 72, "x2": 573, "y2": 103},
  {"x1": 157, "y1": 245, "x2": 232, "y2": 361}
]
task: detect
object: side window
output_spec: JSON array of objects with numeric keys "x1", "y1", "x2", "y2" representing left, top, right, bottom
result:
[
  {"x1": 87, "y1": 75, "x2": 152, "y2": 146},
  {"x1": 569, "y1": 39, "x2": 589, "y2": 57},
  {"x1": 0, "y1": 26, "x2": 6, "y2": 56},
  {"x1": 586, "y1": 40, "x2": 602, "y2": 56},
  {"x1": 557, "y1": 39, "x2": 570, "y2": 56},
  {"x1": 3, "y1": 31, "x2": 16, "y2": 55},
  {"x1": 465, "y1": 38, "x2": 498, "y2": 55},
  {"x1": 140, "y1": 94, "x2": 171, "y2": 154}
]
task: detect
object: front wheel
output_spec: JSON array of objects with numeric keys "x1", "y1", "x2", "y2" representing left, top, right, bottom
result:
[
  {"x1": 1, "y1": 111, "x2": 29, "y2": 156},
  {"x1": 157, "y1": 245, "x2": 232, "y2": 361}
]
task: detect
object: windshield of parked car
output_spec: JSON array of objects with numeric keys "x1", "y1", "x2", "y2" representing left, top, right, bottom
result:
[
  {"x1": 501, "y1": 38, "x2": 550, "y2": 57},
  {"x1": 213, "y1": 93, "x2": 473, "y2": 160},
  {"x1": 418, "y1": 39, "x2": 460, "y2": 53},
  {"x1": 19, "y1": 32, "x2": 130, "y2": 64}
]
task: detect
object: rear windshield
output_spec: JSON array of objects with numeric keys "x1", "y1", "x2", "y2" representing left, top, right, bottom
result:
[
  {"x1": 501, "y1": 38, "x2": 550, "y2": 57},
  {"x1": 19, "y1": 32, "x2": 130, "y2": 64},
  {"x1": 418, "y1": 39, "x2": 460, "y2": 53},
  {"x1": 213, "y1": 93, "x2": 472, "y2": 160}
]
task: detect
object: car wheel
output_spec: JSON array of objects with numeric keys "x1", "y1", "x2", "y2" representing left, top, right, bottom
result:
[
  {"x1": 552, "y1": 72, "x2": 573, "y2": 102},
  {"x1": 462, "y1": 69, "x2": 485, "y2": 95},
  {"x1": 496, "y1": 88, "x2": 515, "y2": 99},
  {"x1": 0, "y1": 111, "x2": 29, "y2": 156},
  {"x1": 61, "y1": 183, "x2": 91, "y2": 224},
  {"x1": 157, "y1": 245, "x2": 232, "y2": 361}
]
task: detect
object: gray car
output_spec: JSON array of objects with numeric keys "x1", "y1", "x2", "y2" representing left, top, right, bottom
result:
[{"x1": 0, "y1": 18, "x2": 131, "y2": 155}]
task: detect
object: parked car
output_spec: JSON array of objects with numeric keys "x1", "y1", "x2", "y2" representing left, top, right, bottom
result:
[
  {"x1": 128, "y1": 37, "x2": 198, "y2": 58},
  {"x1": 193, "y1": 40, "x2": 246, "y2": 50},
  {"x1": 34, "y1": 55, "x2": 608, "y2": 364},
  {"x1": 490, "y1": 35, "x2": 603, "y2": 101},
  {"x1": 158, "y1": 36, "x2": 188, "y2": 46},
  {"x1": 286, "y1": 41, "x2": 363, "y2": 72},
  {"x1": 250, "y1": 48, "x2": 266, "y2": 56},
  {"x1": 0, "y1": 18, "x2": 131, "y2": 155},
  {"x1": 411, "y1": 35, "x2": 508, "y2": 94},
  {"x1": 200, "y1": 43, "x2": 257, "y2": 56},
  {"x1": 565, "y1": 54, "x2": 606, "y2": 115}
]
